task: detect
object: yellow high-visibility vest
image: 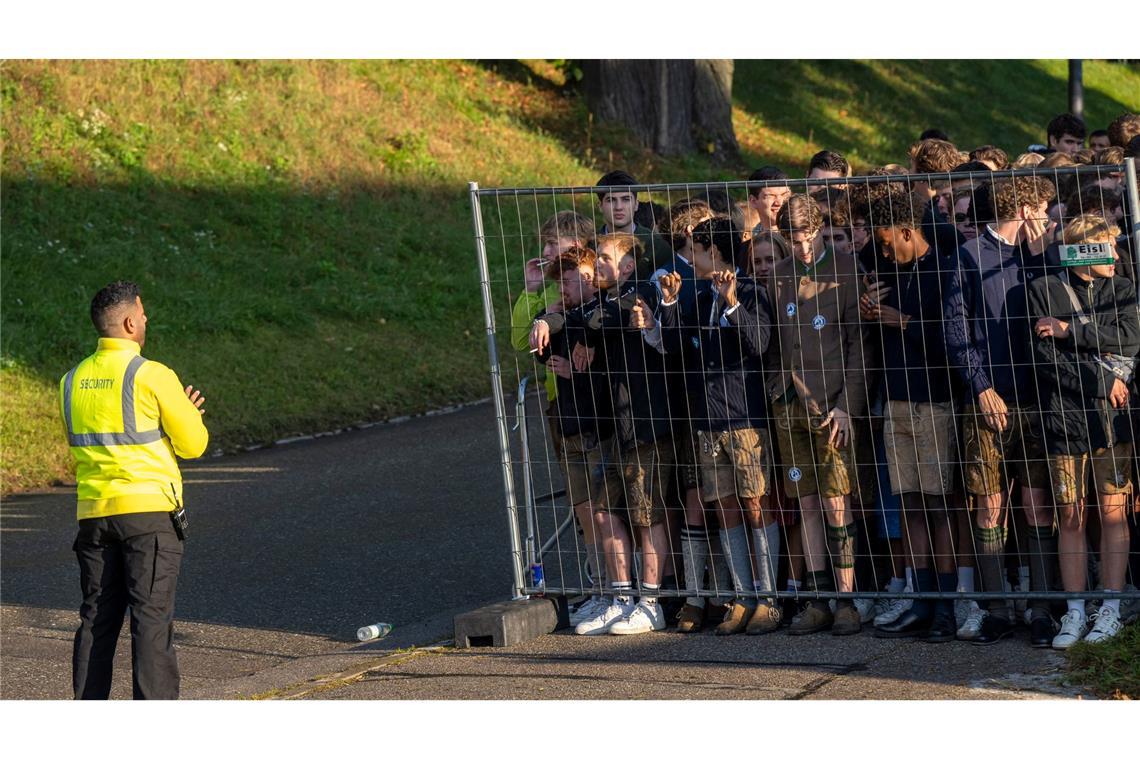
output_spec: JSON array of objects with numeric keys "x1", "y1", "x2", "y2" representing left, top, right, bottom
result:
[{"x1": 59, "y1": 337, "x2": 209, "y2": 520}]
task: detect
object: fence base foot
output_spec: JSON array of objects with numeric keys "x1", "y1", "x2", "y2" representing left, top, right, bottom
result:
[{"x1": 453, "y1": 598, "x2": 559, "y2": 648}]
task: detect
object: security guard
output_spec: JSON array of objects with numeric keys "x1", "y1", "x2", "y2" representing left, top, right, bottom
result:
[{"x1": 61, "y1": 280, "x2": 208, "y2": 699}]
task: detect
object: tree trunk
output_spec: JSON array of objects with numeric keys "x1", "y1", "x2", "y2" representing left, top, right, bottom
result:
[{"x1": 581, "y1": 59, "x2": 739, "y2": 162}]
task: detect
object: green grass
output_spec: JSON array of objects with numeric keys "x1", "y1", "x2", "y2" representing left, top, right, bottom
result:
[
  {"x1": 1065, "y1": 621, "x2": 1140, "y2": 699},
  {"x1": 3, "y1": 59, "x2": 1139, "y2": 493}
]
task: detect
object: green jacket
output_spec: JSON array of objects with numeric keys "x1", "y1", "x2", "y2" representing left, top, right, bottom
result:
[{"x1": 510, "y1": 284, "x2": 560, "y2": 400}]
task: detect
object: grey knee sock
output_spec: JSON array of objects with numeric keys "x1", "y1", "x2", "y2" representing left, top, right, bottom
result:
[
  {"x1": 709, "y1": 532, "x2": 733, "y2": 606},
  {"x1": 720, "y1": 524, "x2": 755, "y2": 606},
  {"x1": 752, "y1": 524, "x2": 780, "y2": 603},
  {"x1": 1026, "y1": 524, "x2": 1057, "y2": 619},
  {"x1": 680, "y1": 524, "x2": 708, "y2": 608},
  {"x1": 975, "y1": 524, "x2": 1009, "y2": 619}
]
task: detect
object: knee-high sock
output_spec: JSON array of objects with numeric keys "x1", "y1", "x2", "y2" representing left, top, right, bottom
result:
[
  {"x1": 752, "y1": 524, "x2": 779, "y2": 603},
  {"x1": 720, "y1": 524, "x2": 754, "y2": 605},
  {"x1": 680, "y1": 524, "x2": 708, "y2": 608},
  {"x1": 937, "y1": 572, "x2": 958, "y2": 616},
  {"x1": 975, "y1": 524, "x2": 1009, "y2": 619},
  {"x1": 709, "y1": 532, "x2": 733, "y2": 606},
  {"x1": 1026, "y1": 524, "x2": 1057, "y2": 620},
  {"x1": 826, "y1": 523, "x2": 856, "y2": 571}
]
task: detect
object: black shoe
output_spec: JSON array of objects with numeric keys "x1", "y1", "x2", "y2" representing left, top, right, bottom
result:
[
  {"x1": 874, "y1": 609, "x2": 933, "y2": 638},
  {"x1": 921, "y1": 610, "x2": 958, "y2": 643},
  {"x1": 780, "y1": 598, "x2": 799, "y2": 627},
  {"x1": 1030, "y1": 616, "x2": 1057, "y2": 648},
  {"x1": 971, "y1": 615, "x2": 1014, "y2": 645}
]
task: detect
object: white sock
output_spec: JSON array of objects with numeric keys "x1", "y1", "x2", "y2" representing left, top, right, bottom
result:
[
  {"x1": 887, "y1": 576, "x2": 906, "y2": 594},
  {"x1": 1067, "y1": 599, "x2": 1085, "y2": 617},
  {"x1": 1018, "y1": 565, "x2": 1030, "y2": 591},
  {"x1": 1102, "y1": 594, "x2": 1120, "y2": 615},
  {"x1": 904, "y1": 567, "x2": 915, "y2": 591},
  {"x1": 611, "y1": 581, "x2": 633, "y2": 605},
  {"x1": 957, "y1": 567, "x2": 975, "y2": 592}
]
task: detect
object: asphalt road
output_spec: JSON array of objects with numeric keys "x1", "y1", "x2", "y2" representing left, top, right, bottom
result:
[
  {"x1": 1, "y1": 397, "x2": 535, "y2": 699},
  {"x1": 1, "y1": 392, "x2": 1076, "y2": 700}
]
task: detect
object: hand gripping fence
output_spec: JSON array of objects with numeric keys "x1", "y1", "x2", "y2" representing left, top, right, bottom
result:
[{"x1": 470, "y1": 163, "x2": 1140, "y2": 617}]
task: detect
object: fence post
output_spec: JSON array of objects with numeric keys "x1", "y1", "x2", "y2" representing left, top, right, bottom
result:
[
  {"x1": 468, "y1": 181, "x2": 528, "y2": 600},
  {"x1": 1126, "y1": 158, "x2": 1140, "y2": 279}
]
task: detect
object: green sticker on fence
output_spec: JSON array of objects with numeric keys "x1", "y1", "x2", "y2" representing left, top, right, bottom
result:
[{"x1": 1060, "y1": 242, "x2": 1115, "y2": 266}]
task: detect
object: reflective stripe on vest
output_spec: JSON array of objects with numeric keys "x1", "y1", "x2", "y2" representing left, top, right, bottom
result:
[{"x1": 63, "y1": 355, "x2": 165, "y2": 446}]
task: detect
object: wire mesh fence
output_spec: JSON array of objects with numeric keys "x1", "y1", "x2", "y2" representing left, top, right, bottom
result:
[{"x1": 469, "y1": 159, "x2": 1140, "y2": 638}]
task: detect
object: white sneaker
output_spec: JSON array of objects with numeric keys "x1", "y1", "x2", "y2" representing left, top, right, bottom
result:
[
  {"x1": 956, "y1": 602, "x2": 986, "y2": 640},
  {"x1": 1084, "y1": 605, "x2": 1123, "y2": 644},
  {"x1": 954, "y1": 590, "x2": 972, "y2": 628},
  {"x1": 569, "y1": 595, "x2": 609, "y2": 627},
  {"x1": 1052, "y1": 610, "x2": 1090, "y2": 649},
  {"x1": 1085, "y1": 585, "x2": 1103, "y2": 621},
  {"x1": 574, "y1": 597, "x2": 635, "y2": 635},
  {"x1": 608, "y1": 600, "x2": 666, "y2": 635},
  {"x1": 873, "y1": 595, "x2": 913, "y2": 627}
]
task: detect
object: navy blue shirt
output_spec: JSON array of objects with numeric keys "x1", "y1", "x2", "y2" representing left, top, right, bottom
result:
[
  {"x1": 535, "y1": 305, "x2": 613, "y2": 441},
  {"x1": 943, "y1": 227, "x2": 1047, "y2": 404},
  {"x1": 659, "y1": 277, "x2": 772, "y2": 431},
  {"x1": 575, "y1": 279, "x2": 672, "y2": 449},
  {"x1": 880, "y1": 250, "x2": 954, "y2": 404}
]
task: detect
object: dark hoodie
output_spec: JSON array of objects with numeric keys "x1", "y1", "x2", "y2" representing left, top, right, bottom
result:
[{"x1": 1026, "y1": 268, "x2": 1140, "y2": 454}]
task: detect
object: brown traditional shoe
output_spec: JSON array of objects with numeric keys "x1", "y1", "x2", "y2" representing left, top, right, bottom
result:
[
  {"x1": 714, "y1": 602, "x2": 751, "y2": 635},
  {"x1": 746, "y1": 602, "x2": 782, "y2": 635},
  {"x1": 675, "y1": 603, "x2": 705, "y2": 633},
  {"x1": 831, "y1": 604, "x2": 863, "y2": 636},
  {"x1": 788, "y1": 602, "x2": 833, "y2": 635}
]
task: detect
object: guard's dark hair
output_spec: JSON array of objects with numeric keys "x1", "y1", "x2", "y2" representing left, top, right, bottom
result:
[
  {"x1": 692, "y1": 215, "x2": 744, "y2": 270},
  {"x1": 90, "y1": 280, "x2": 140, "y2": 334},
  {"x1": 595, "y1": 170, "x2": 639, "y2": 200},
  {"x1": 1047, "y1": 113, "x2": 1086, "y2": 142},
  {"x1": 1089, "y1": 129, "x2": 1109, "y2": 141}
]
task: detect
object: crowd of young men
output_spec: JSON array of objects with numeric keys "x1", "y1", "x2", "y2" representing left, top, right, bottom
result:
[{"x1": 518, "y1": 111, "x2": 1140, "y2": 648}]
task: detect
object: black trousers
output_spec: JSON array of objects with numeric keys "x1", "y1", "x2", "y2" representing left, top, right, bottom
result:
[{"x1": 72, "y1": 511, "x2": 184, "y2": 699}]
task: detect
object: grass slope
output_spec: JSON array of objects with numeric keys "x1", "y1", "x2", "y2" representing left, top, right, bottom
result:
[
  {"x1": 3, "y1": 59, "x2": 1138, "y2": 492},
  {"x1": 1065, "y1": 621, "x2": 1140, "y2": 699}
]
